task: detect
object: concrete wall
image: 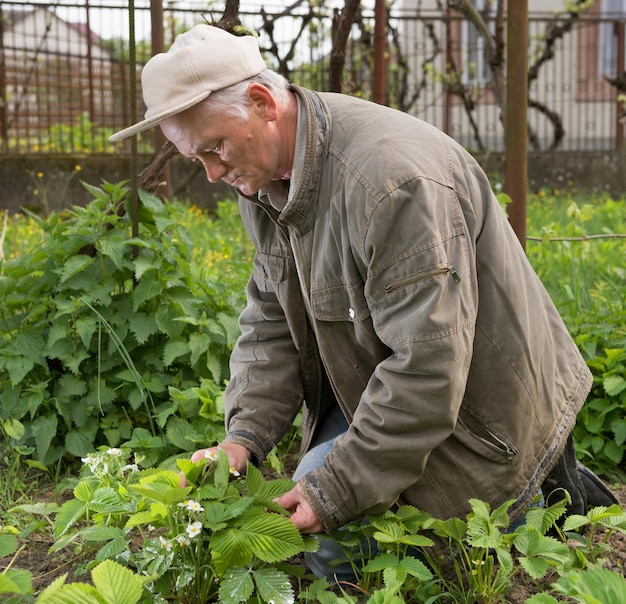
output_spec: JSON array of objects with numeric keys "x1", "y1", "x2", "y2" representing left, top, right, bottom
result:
[{"x1": 2, "y1": 151, "x2": 626, "y2": 216}]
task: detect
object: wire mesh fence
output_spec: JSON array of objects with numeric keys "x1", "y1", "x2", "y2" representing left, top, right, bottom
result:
[{"x1": 1, "y1": 0, "x2": 624, "y2": 155}]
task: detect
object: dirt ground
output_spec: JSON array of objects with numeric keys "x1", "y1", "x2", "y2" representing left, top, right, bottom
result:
[{"x1": 3, "y1": 484, "x2": 626, "y2": 602}]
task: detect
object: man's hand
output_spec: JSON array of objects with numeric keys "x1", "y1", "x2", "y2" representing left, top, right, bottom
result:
[
  {"x1": 180, "y1": 442, "x2": 251, "y2": 487},
  {"x1": 276, "y1": 483, "x2": 324, "y2": 534}
]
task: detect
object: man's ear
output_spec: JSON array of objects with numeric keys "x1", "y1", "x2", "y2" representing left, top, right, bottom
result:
[{"x1": 247, "y1": 83, "x2": 278, "y2": 121}]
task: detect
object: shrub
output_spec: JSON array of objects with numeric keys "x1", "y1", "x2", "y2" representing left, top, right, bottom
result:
[{"x1": 0, "y1": 182, "x2": 240, "y2": 468}]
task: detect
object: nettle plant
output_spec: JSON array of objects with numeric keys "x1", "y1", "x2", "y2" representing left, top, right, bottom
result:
[
  {"x1": 0, "y1": 182, "x2": 240, "y2": 468},
  {"x1": 50, "y1": 447, "x2": 315, "y2": 604}
]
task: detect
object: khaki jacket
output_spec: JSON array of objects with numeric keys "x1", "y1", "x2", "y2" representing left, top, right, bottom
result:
[{"x1": 223, "y1": 86, "x2": 592, "y2": 532}]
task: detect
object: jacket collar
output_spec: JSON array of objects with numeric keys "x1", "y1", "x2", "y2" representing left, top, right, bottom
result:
[{"x1": 252, "y1": 86, "x2": 330, "y2": 234}]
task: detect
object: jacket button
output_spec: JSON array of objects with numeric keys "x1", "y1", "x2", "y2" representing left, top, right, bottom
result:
[{"x1": 348, "y1": 307, "x2": 356, "y2": 319}]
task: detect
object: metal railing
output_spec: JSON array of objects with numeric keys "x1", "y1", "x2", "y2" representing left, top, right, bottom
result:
[{"x1": 1, "y1": 0, "x2": 624, "y2": 155}]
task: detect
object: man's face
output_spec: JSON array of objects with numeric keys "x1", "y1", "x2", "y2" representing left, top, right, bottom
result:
[{"x1": 160, "y1": 85, "x2": 290, "y2": 197}]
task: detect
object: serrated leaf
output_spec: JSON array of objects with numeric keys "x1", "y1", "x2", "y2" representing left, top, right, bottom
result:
[
  {"x1": 163, "y1": 338, "x2": 190, "y2": 367},
  {"x1": 189, "y1": 332, "x2": 211, "y2": 366},
  {"x1": 399, "y1": 555, "x2": 433, "y2": 581},
  {"x1": 57, "y1": 374, "x2": 88, "y2": 398},
  {"x1": 11, "y1": 330, "x2": 46, "y2": 364},
  {"x1": 92, "y1": 559, "x2": 145, "y2": 604},
  {"x1": 65, "y1": 425, "x2": 99, "y2": 457},
  {"x1": 94, "y1": 535, "x2": 130, "y2": 562},
  {"x1": 253, "y1": 567, "x2": 295, "y2": 604},
  {"x1": 218, "y1": 567, "x2": 254, "y2": 604},
  {"x1": 53, "y1": 498, "x2": 87, "y2": 539},
  {"x1": 132, "y1": 275, "x2": 163, "y2": 310},
  {"x1": 0, "y1": 570, "x2": 31, "y2": 596},
  {"x1": 125, "y1": 510, "x2": 158, "y2": 528},
  {"x1": 5, "y1": 354, "x2": 35, "y2": 386},
  {"x1": 128, "y1": 312, "x2": 158, "y2": 344},
  {"x1": 36, "y1": 581, "x2": 109, "y2": 604},
  {"x1": 75, "y1": 316, "x2": 98, "y2": 348},
  {"x1": 139, "y1": 188, "x2": 165, "y2": 213},
  {"x1": 98, "y1": 232, "x2": 128, "y2": 269},
  {"x1": 211, "y1": 511, "x2": 304, "y2": 574},
  {"x1": 518, "y1": 555, "x2": 549, "y2": 580},
  {"x1": 31, "y1": 414, "x2": 58, "y2": 462},
  {"x1": 603, "y1": 375, "x2": 626, "y2": 397},
  {"x1": 165, "y1": 416, "x2": 200, "y2": 452},
  {"x1": 58, "y1": 255, "x2": 94, "y2": 285}
]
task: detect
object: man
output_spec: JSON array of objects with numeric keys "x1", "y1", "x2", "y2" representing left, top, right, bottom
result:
[{"x1": 111, "y1": 24, "x2": 613, "y2": 575}]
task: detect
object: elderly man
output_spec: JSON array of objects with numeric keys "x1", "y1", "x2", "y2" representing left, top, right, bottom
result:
[{"x1": 111, "y1": 24, "x2": 613, "y2": 577}]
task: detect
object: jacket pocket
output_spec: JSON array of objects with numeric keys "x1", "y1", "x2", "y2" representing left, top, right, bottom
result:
[
  {"x1": 384, "y1": 263, "x2": 460, "y2": 294},
  {"x1": 453, "y1": 405, "x2": 518, "y2": 468},
  {"x1": 310, "y1": 279, "x2": 370, "y2": 323}
]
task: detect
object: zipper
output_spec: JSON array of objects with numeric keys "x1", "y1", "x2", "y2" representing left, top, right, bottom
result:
[
  {"x1": 457, "y1": 406, "x2": 518, "y2": 469},
  {"x1": 384, "y1": 263, "x2": 460, "y2": 294}
]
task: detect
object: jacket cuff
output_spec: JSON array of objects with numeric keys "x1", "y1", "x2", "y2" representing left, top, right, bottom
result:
[
  {"x1": 300, "y1": 470, "x2": 351, "y2": 532},
  {"x1": 223, "y1": 430, "x2": 266, "y2": 467}
]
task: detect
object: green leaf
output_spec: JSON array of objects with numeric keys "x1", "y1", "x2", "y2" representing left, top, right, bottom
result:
[
  {"x1": 0, "y1": 569, "x2": 32, "y2": 595},
  {"x1": 253, "y1": 567, "x2": 295, "y2": 604},
  {"x1": 92, "y1": 559, "x2": 145, "y2": 604},
  {"x1": 65, "y1": 424, "x2": 99, "y2": 457},
  {"x1": 165, "y1": 416, "x2": 200, "y2": 452},
  {"x1": 58, "y1": 374, "x2": 88, "y2": 398},
  {"x1": 54, "y1": 499, "x2": 87, "y2": 539},
  {"x1": 189, "y1": 332, "x2": 212, "y2": 366},
  {"x1": 138, "y1": 188, "x2": 165, "y2": 213},
  {"x1": 3, "y1": 418, "x2": 25, "y2": 440},
  {"x1": 58, "y1": 255, "x2": 95, "y2": 285},
  {"x1": 75, "y1": 316, "x2": 98, "y2": 348},
  {"x1": 218, "y1": 567, "x2": 254, "y2": 604},
  {"x1": 98, "y1": 232, "x2": 128, "y2": 269},
  {"x1": 524, "y1": 595, "x2": 559, "y2": 604},
  {"x1": 94, "y1": 535, "x2": 130, "y2": 562},
  {"x1": 35, "y1": 581, "x2": 109, "y2": 604},
  {"x1": 31, "y1": 414, "x2": 58, "y2": 462},
  {"x1": 127, "y1": 312, "x2": 158, "y2": 344},
  {"x1": 4, "y1": 354, "x2": 35, "y2": 386},
  {"x1": 132, "y1": 274, "x2": 163, "y2": 310},
  {"x1": 81, "y1": 526, "x2": 125, "y2": 542},
  {"x1": 603, "y1": 375, "x2": 626, "y2": 397},
  {"x1": 0, "y1": 534, "x2": 18, "y2": 557},
  {"x1": 211, "y1": 511, "x2": 304, "y2": 574},
  {"x1": 162, "y1": 338, "x2": 190, "y2": 367}
]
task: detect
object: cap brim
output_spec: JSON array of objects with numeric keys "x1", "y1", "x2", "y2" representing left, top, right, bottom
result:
[{"x1": 109, "y1": 90, "x2": 213, "y2": 142}]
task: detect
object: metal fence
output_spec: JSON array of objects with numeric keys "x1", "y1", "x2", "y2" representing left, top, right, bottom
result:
[{"x1": 1, "y1": 0, "x2": 625, "y2": 155}]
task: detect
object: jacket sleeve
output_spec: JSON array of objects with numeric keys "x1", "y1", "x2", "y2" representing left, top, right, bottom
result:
[
  {"x1": 301, "y1": 174, "x2": 482, "y2": 530},
  {"x1": 222, "y1": 252, "x2": 305, "y2": 465}
]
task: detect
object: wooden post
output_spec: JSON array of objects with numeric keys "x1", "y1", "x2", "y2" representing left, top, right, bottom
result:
[{"x1": 505, "y1": 0, "x2": 528, "y2": 250}]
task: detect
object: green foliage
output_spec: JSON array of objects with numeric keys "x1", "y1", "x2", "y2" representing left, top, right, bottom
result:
[
  {"x1": 526, "y1": 193, "x2": 626, "y2": 478},
  {"x1": 0, "y1": 531, "x2": 33, "y2": 597},
  {"x1": 47, "y1": 447, "x2": 314, "y2": 603},
  {"x1": 0, "y1": 183, "x2": 241, "y2": 468},
  {"x1": 35, "y1": 559, "x2": 149, "y2": 604}
]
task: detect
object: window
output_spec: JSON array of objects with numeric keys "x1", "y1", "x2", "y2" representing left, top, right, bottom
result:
[
  {"x1": 461, "y1": 0, "x2": 493, "y2": 86},
  {"x1": 598, "y1": 0, "x2": 626, "y2": 76}
]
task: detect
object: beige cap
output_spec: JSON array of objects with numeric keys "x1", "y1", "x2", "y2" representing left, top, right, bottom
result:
[{"x1": 110, "y1": 24, "x2": 266, "y2": 142}]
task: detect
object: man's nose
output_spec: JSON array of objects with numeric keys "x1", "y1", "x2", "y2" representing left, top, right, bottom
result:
[{"x1": 200, "y1": 156, "x2": 227, "y2": 183}]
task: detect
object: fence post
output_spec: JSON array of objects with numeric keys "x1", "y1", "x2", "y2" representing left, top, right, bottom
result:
[
  {"x1": 615, "y1": 19, "x2": 625, "y2": 151},
  {"x1": 505, "y1": 0, "x2": 528, "y2": 250},
  {"x1": 0, "y1": 2, "x2": 7, "y2": 151}
]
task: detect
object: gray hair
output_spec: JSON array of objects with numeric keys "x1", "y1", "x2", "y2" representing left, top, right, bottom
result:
[{"x1": 200, "y1": 69, "x2": 290, "y2": 120}]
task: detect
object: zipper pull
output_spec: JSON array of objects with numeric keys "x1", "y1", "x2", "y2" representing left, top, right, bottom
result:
[{"x1": 449, "y1": 265, "x2": 461, "y2": 283}]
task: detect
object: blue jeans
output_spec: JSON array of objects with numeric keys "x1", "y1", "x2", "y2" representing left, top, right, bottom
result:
[{"x1": 294, "y1": 405, "x2": 543, "y2": 581}]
